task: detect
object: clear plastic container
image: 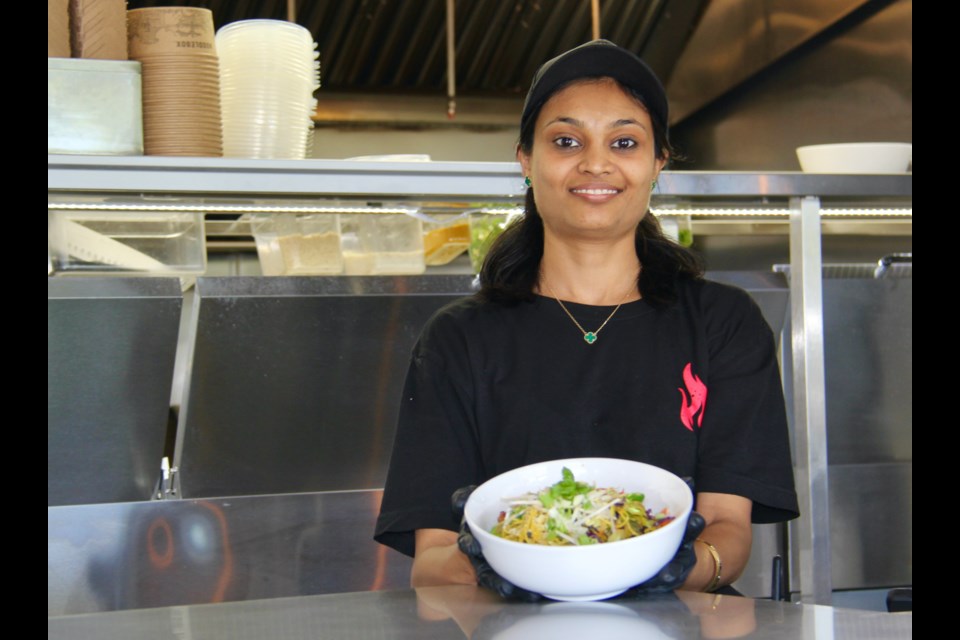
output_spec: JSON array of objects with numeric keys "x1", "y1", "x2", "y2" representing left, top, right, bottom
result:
[
  {"x1": 340, "y1": 213, "x2": 425, "y2": 275},
  {"x1": 469, "y1": 210, "x2": 520, "y2": 273},
  {"x1": 47, "y1": 210, "x2": 205, "y2": 274},
  {"x1": 250, "y1": 213, "x2": 343, "y2": 275},
  {"x1": 657, "y1": 215, "x2": 694, "y2": 248},
  {"x1": 422, "y1": 214, "x2": 470, "y2": 266}
]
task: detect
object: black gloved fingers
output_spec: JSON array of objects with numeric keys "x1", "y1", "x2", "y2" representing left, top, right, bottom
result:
[
  {"x1": 660, "y1": 516, "x2": 706, "y2": 589},
  {"x1": 451, "y1": 485, "x2": 477, "y2": 518},
  {"x1": 682, "y1": 511, "x2": 706, "y2": 544},
  {"x1": 509, "y1": 584, "x2": 543, "y2": 603},
  {"x1": 476, "y1": 563, "x2": 513, "y2": 598},
  {"x1": 457, "y1": 522, "x2": 483, "y2": 557},
  {"x1": 627, "y1": 510, "x2": 705, "y2": 595},
  {"x1": 468, "y1": 547, "x2": 541, "y2": 602},
  {"x1": 449, "y1": 483, "x2": 543, "y2": 603},
  {"x1": 477, "y1": 565, "x2": 541, "y2": 602},
  {"x1": 631, "y1": 553, "x2": 697, "y2": 595}
]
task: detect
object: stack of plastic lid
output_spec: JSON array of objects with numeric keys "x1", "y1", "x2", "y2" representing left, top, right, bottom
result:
[
  {"x1": 127, "y1": 7, "x2": 223, "y2": 157},
  {"x1": 217, "y1": 20, "x2": 320, "y2": 159}
]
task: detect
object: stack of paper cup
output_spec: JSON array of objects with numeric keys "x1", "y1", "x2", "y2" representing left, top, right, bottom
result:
[
  {"x1": 72, "y1": 0, "x2": 128, "y2": 60},
  {"x1": 127, "y1": 6, "x2": 223, "y2": 156},
  {"x1": 217, "y1": 20, "x2": 320, "y2": 159},
  {"x1": 48, "y1": 0, "x2": 71, "y2": 58}
]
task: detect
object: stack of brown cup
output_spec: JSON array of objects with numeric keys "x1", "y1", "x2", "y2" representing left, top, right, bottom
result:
[
  {"x1": 48, "y1": 0, "x2": 71, "y2": 58},
  {"x1": 127, "y1": 6, "x2": 222, "y2": 157},
  {"x1": 71, "y1": 0, "x2": 128, "y2": 60}
]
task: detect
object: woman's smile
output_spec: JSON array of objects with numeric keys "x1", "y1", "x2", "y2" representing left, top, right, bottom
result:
[{"x1": 569, "y1": 182, "x2": 622, "y2": 202}]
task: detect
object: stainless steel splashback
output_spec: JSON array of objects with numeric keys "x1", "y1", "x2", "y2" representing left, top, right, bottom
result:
[
  {"x1": 48, "y1": 278, "x2": 182, "y2": 506},
  {"x1": 175, "y1": 276, "x2": 474, "y2": 498},
  {"x1": 822, "y1": 273, "x2": 912, "y2": 590},
  {"x1": 778, "y1": 265, "x2": 912, "y2": 592},
  {"x1": 174, "y1": 273, "x2": 789, "y2": 499},
  {"x1": 48, "y1": 489, "x2": 412, "y2": 616}
]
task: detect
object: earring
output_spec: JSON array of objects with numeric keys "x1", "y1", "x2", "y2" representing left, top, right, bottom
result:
[
  {"x1": 651, "y1": 180, "x2": 658, "y2": 190},
  {"x1": 524, "y1": 176, "x2": 532, "y2": 187}
]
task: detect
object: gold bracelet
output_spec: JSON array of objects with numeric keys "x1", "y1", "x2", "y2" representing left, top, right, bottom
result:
[{"x1": 697, "y1": 539, "x2": 723, "y2": 593}]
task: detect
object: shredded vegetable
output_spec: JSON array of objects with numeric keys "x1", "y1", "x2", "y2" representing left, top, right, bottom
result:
[{"x1": 490, "y1": 467, "x2": 674, "y2": 546}]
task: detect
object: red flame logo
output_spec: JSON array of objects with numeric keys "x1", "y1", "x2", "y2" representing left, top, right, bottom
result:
[{"x1": 678, "y1": 362, "x2": 707, "y2": 431}]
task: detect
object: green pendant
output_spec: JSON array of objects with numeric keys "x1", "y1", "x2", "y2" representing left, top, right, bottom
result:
[{"x1": 583, "y1": 332, "x2": 598, "y2": 344}]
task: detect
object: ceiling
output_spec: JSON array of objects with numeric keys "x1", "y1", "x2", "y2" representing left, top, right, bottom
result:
[{"x1": 125, "y1": 1, "x2": 710, "y2": 99}]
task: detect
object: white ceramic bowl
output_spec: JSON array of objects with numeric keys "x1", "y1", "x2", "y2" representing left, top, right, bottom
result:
[
  {"x1": 796, "y1": 142, "x2": 912, "y2": 174},
  {"x1": 463, "y1": 457, "x2": 693, "y2": 601}
]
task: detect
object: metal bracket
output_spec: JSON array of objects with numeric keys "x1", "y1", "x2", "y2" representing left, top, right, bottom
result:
[{"x1": 153, "y1": 456, "x2": 179, "y2": 500}]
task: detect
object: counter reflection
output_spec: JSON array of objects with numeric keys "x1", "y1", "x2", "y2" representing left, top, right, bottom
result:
[
  {"x1": 415, "y1": 586, "x2": 758, "y2": 639},
  {"x1": 49, "y1": 585, "x2": 911, "y2": 640}
]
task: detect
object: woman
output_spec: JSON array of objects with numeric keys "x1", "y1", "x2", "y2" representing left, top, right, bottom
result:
[{"x1": 374, "y1": 40, "x2": 798, "y2": 595}]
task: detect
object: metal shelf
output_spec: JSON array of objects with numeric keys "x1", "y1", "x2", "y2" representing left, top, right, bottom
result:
[{"x1": 48, "y1": 155, "x2": 912, "y2": 200}]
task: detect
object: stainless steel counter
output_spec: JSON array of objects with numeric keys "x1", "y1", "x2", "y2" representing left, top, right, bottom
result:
[{"x1": 47, "y1": 586, "x2": 912, "y2": 639}]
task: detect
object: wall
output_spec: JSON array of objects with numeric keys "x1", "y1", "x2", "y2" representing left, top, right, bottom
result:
[
  {"x1": 310, "y1": 125, "x2": 520, "y2": 162},
  {"x1": 307, "y1": 1, "x2": 912, "y2": 171},
  {"x1": 668, "y1": 0, "x2": 912, "y2": 170}
]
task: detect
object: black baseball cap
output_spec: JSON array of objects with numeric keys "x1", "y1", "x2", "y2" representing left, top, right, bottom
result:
[{"x1": 520, "y1": 39, "x2": 668, "y2": 136}]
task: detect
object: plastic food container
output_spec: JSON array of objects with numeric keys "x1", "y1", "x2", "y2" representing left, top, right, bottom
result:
[
  {"x1": 422, "y1": 214, "x2": 470, "y2": 266},
  {"x1": 47, "y1": 209, "x2": 206, "y2": 275},
  {"x1": 250, "y1": 213, "x2": 344, "y2": 275},
  {"x1": 48, "y1": 58, "x2": 144, "y2": 156},
  {"x1": 469, "y1": 210, "x2": 520, "y2": 273},
  {"x1": 216, "y1": 19, "x2": 319, "y2": 159},
  {"x1": 340, "y1": 213, "x2": 425, "y2": 275}
]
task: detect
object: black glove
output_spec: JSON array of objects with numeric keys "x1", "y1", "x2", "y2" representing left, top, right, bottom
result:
[
  {"x1": 626, "y1": 475, "x2": 706, "y2": 595},
  {"x1": 451, "y1": 485, "x2": 543, "y2": 602},
  {"x1": 625, "y1": 510, "x2": 706, "y2": 595}
]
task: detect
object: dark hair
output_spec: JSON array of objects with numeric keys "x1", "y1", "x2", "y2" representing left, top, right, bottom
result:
[{"x1": 477, "y1": 77, "x2": 703, "y2": 308}]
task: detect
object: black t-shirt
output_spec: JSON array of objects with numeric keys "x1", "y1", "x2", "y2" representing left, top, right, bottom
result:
[{"x1": 375, "y1": 277, "x2": 799, "y2": 557}]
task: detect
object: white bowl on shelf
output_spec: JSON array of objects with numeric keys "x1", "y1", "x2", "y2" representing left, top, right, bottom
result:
[
  {"x1": 795, "y1": 142, "x2": 912, "y2": 174},
  {"x1": 463, "y1": 457, "x2": 693, "y2": 602}
]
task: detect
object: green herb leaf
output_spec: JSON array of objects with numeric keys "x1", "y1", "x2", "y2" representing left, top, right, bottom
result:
[{"x1": 551, "y1": 467, "x2": 592, "y2": 501}]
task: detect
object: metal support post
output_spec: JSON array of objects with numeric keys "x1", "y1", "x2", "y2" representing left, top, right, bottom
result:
[{"x1": 789, "y1": 195, "x2": 832, "y2": 604}]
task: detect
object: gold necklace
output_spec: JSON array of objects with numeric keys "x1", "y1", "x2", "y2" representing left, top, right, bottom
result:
[{"x1": 543, "y1": 279, "x2": 636, "y2": 345}]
